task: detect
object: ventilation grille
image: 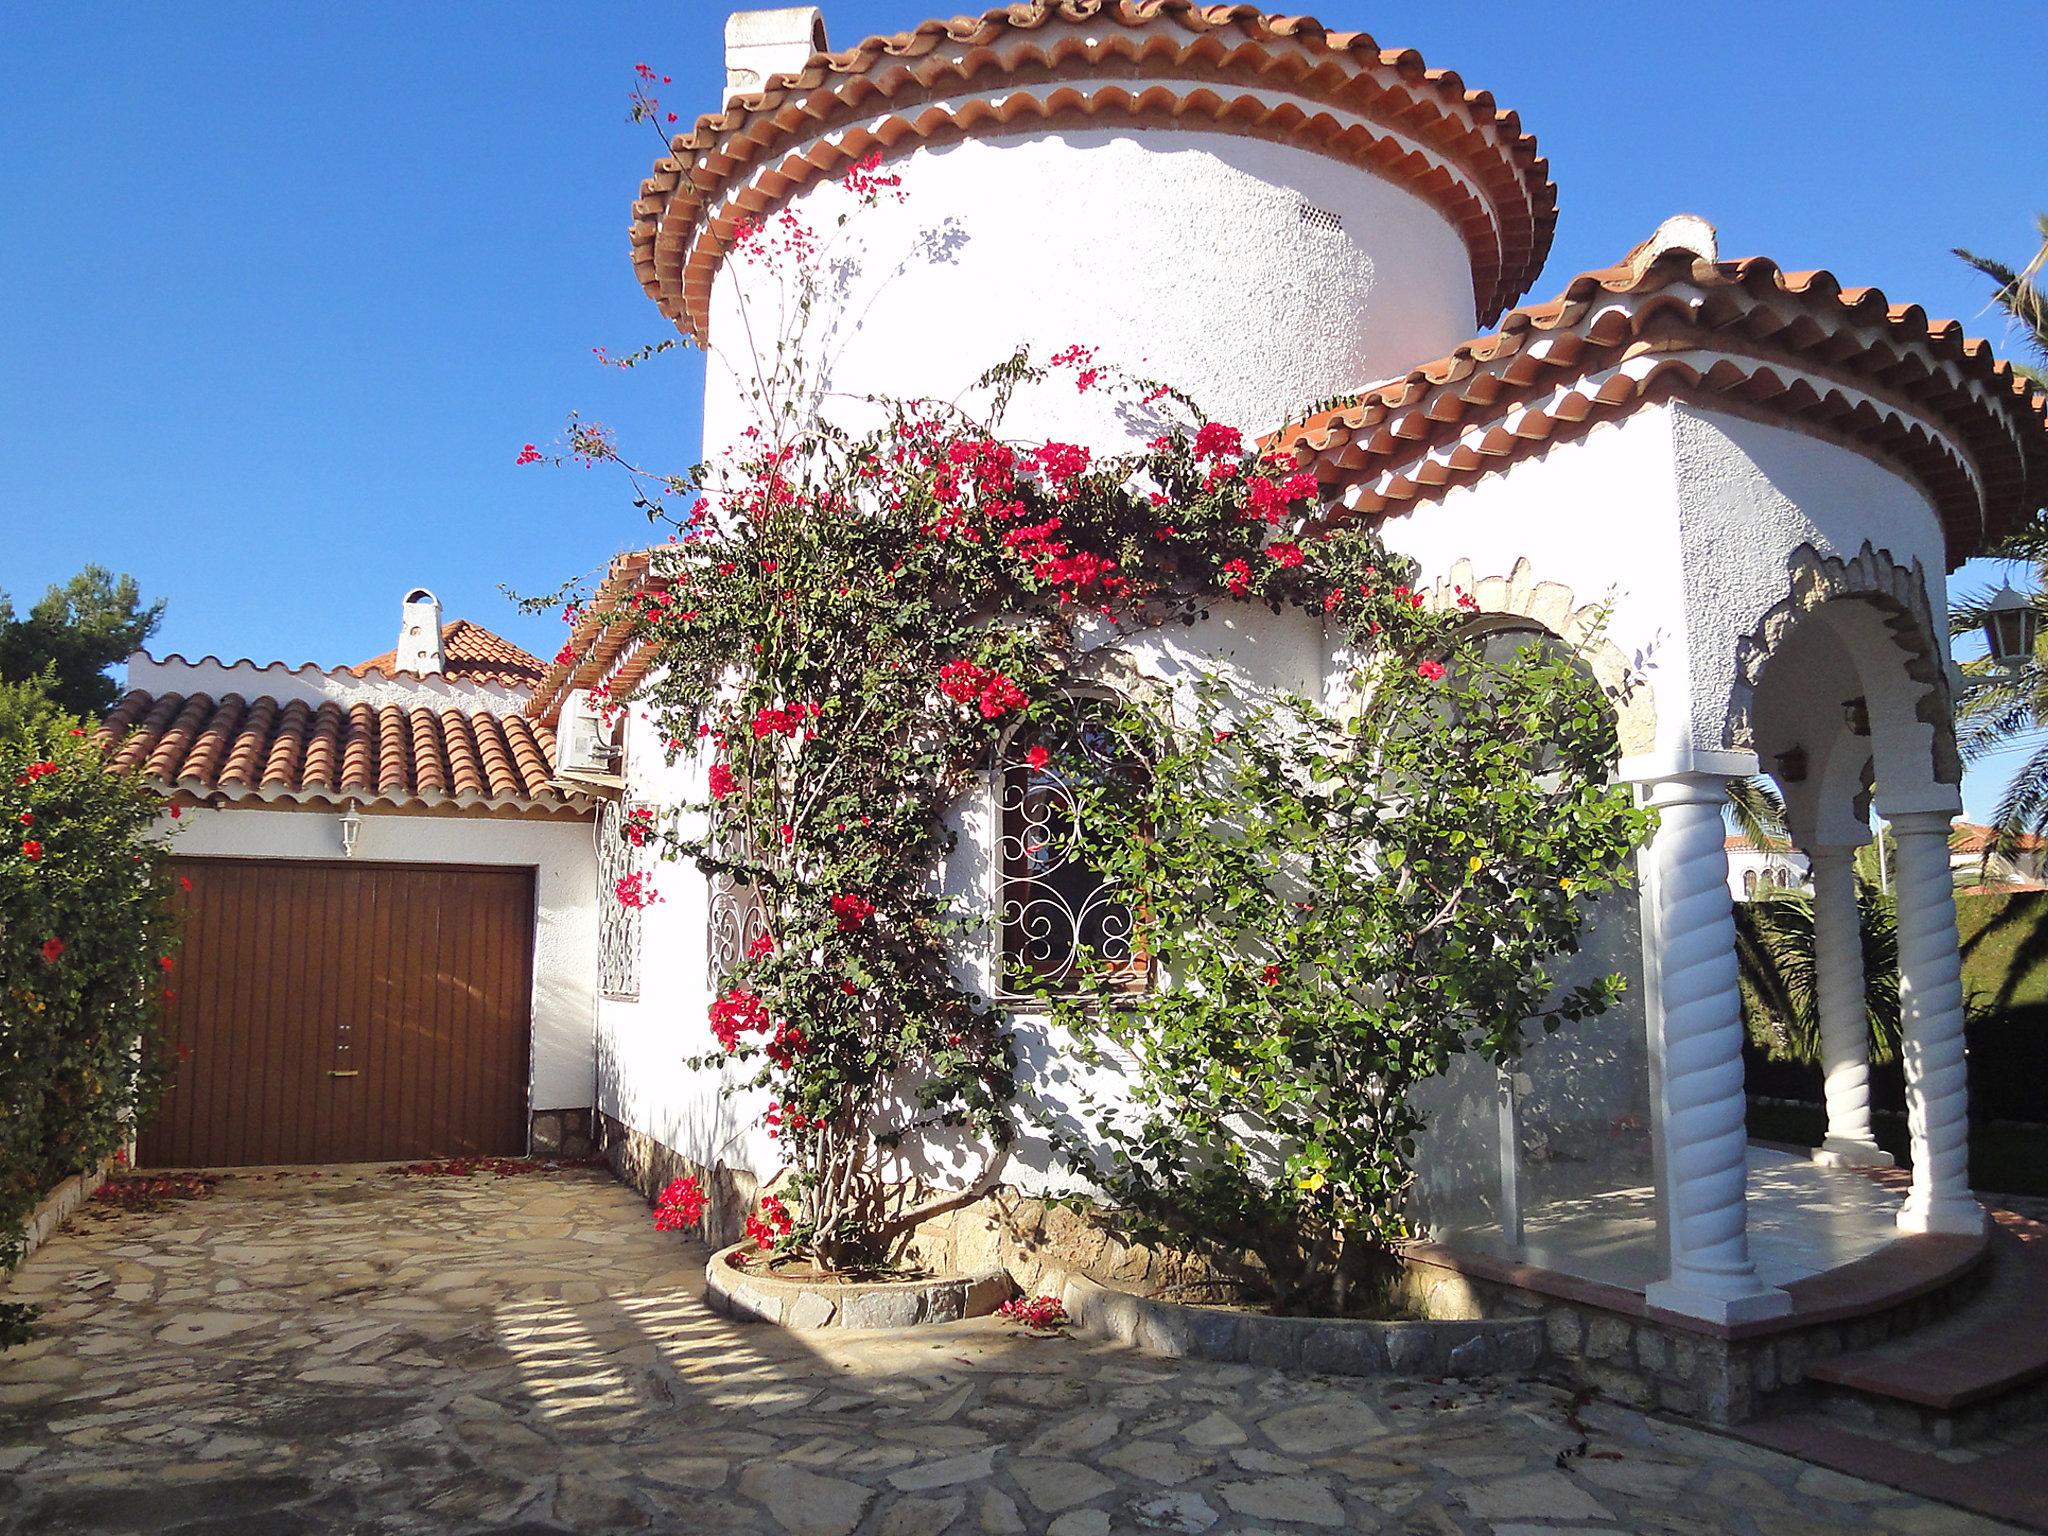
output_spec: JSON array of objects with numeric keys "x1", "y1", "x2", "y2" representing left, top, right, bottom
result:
[{"x1": 1297, "y1": 201, "x2": 1343, "y2": 234}]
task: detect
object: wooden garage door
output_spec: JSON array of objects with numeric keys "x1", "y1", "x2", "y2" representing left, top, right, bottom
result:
[{"x1": 141, "y1": 858, "x2": 535, "y2": 1167}]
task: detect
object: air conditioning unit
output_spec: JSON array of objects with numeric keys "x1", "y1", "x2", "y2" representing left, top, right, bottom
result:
[{"x1": 555, "y1": 689, "x2": 624, "y2": 788}]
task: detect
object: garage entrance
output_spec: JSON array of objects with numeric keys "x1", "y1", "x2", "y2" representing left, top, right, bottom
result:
[{"x1": 140, "y1": 858, "x2": 535, "y2": 1167}]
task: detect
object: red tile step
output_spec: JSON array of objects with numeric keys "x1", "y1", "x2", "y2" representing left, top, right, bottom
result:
[{"x1": 1803, "y1": 1205, "x2": 2048, "y2": 1415}]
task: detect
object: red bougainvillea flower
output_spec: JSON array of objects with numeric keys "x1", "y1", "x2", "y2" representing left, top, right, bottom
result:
[
  {"x1": 178, "y1": 876, "x2": 194, "y2": 892},
  {"x1": 744, "y1": 1194, "x2": 795, "y2": 1251},
  {"x1": 977, "y1": 673, "x2": 1027, "y2": 720},
  {"x1": 1193, "y1": 422, "x2": 1243, "y2": 461},
  {"x1": 829, "y1": 892, "x2": 876, "y2": 931},
  {"x1": 614, "y1": 871, "x2": 663, "y2": 909},
  {"x1": 623, "y1": 806, "x2": 655, "y2": 847},
  {"x1": 1417, "y1": 659, "x2": 1448, "y2": 682},
  {"x1": 997, "y1": 1294, "x2": 1069, "y2": 1329},
  {"x1": 16, "y1": 812, "x2": 30, "y2": 825},
  {"x1": 653, "y1": 1174, "x2": 706, "y2": 1232},
  {"x1": 938, "y1": 658, "x2": 985, "y2": 702},
  {"x1": 709, "y1": 989, "x2": 772, "y2": 1051},
  {"x1": 1265, "y1": 541, "x2": 1304, "y2": 568},
  {"x1": 745, "y1": 931, "x2": 774, "y2": 960},
  {"x1": 16, "y1": 760, "x2": 58, "y2": 784},
  {"x1": 707, "y1": 762, "x2": 738, "y2": 800},
  {"x1": 40, "y1": 937, "x2": 65, "y2": 963},
  {"x1": 1024, "y1": 744, "x2": 1051, "y2": 773},
  {"x1": 1261, "y1": 964, "x2": 1282, "y2": 986},
  {"x1": 1221, "y1": 559, "x2": 1252, "y2": 597},
  {"x1": 21, "y1": 840, "x2": 43, "y2": 861},
  {"x1": 515, "y1": 443, "x2": 544, "y2": 465},
  {"x1": 157, "y1": 956, "x2": 174, "y2": 972}
]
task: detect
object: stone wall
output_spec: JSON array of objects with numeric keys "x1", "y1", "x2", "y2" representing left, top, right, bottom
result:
[
  {"x1": 1401, "y1": 1253, "x2": 1989, "y2": 1425},
  {"x1": 529, "y1": 1109, "x2": 594, "y2": 1161}
]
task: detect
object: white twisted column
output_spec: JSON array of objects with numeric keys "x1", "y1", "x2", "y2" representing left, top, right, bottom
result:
[
  {"x1": 1636, "y1": 767, "x2": 1791, "y2": 1322},
  {"x1": 1806, "y1": 845, "x2": 1891, "y2": 1167},
  {"x1": 1888, "y1": 809, "x2": 1986, "y2": 1235}
]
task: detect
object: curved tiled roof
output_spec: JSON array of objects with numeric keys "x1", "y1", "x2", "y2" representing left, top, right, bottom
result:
[
  {"x1": 1270, "y1": 246, "x2": 2048, "y2": 563},
  {"x1": 632, "y1": 1, "x2": 1555, "y2": 338},
  {"x1": 351, "y1": 619, "x2": 548, "y2": 691},
  {"x1": 96, "y1": 690, "x2": 582, "y2": 815}
]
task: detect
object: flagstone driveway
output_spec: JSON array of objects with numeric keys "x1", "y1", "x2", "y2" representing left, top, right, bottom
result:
[{"x1": 0, "y1": 1164, "x2": 2021, "y2": 1535}]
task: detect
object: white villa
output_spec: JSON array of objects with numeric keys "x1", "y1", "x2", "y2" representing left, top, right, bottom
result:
[{"x1": 107, "y1": 0, "x2": 2047, "y2": 1364}]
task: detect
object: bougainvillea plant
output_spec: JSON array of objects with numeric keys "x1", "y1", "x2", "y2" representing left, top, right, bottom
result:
[
  {"x1": 0, "y1": 686, "x2": 177, "y2": 1345},
  {"x1": 530, "y1": 93, "x2": 1648, "y2": 1289}
]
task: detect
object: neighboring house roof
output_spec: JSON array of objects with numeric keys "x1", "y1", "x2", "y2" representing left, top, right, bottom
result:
[
  {"x1": 96, "y1": 689, "x2": 581, "y2": 816},
  {"x1": 351, "y1": 619, "x2": 548, "y2": 691},
  {"x1": 1950, "y1": 822, "x2": 2048, "y2": 856},
  {"x1": 1272, "y1": 240, "x2": 2048, "y2": 564},
  {"x1": 1724, "y1": 834, "x2": 1796, "y2": 853},
  {"x1": 632, "y1": 1, "x2": 1556, "y2": 338}
]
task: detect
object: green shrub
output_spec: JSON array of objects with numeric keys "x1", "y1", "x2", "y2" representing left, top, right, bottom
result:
[{"x1": 0, "y1": 686, "x2": 175, "y2": 1341}]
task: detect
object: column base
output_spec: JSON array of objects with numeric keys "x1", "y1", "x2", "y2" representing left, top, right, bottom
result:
[
  {"x1": 1813, "y1": 1138, "x2": 1894, "y2": 1170},
  {"x1": 1897, "y1": 1195, "x2": 1989, "y2": 1236},
  {"x1": 1646, "y1": 1275, "x2": 1794, "y2": 1326}
]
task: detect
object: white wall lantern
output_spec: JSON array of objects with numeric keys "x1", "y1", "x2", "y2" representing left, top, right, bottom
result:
[
  {"x1": 338, "y1": 802, "x2": 364, "y2": 858},
  {"x1": 1981, "y1": 584, "x2": 2040, "y2": 675}
]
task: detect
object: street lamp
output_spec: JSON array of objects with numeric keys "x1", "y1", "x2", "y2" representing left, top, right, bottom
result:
[{"x1": 1982, "y1": 584, "x2": 2041, "y2": 675}]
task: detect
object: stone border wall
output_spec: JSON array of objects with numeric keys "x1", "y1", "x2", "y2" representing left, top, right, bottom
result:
[
  {"x1": 1401, "y1": 1252, "x2": 1990, "y2": 1424},
  {"x1": 14, "y1": 1160, "x2": 111, "y2": 1269},
  {"x1": 1050, "y1": 1269, "x2": 1540, "y2": 1377},
  {"x1": 705, "y1": 1243, "x2": 1013, "y2": 1330}
]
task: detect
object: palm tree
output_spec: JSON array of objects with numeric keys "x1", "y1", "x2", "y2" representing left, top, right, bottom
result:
[
  {"x1": 1734, "y1": 854, "x2": 1901, "y2": 1067},
  {"x1": 1950, "y1": 214, "x2": 2048, "y2": 863}
]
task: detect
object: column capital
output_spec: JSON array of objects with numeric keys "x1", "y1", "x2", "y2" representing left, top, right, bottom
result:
[
  {"x1": 1800, "y1": 841, "x2": 1869, "y2": 865},
  {"x1": 1886, "y1": 808, "x2": 1960, "y2": 839},
  {"x1": 1619, "y1": 747, "x2": 1761, "y2": 785}
]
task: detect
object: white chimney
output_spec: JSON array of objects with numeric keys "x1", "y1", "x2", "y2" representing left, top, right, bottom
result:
[
  {"x1": 397, "y1": 587, "x2": 445, "y2": 675},
  {"x1": 724, "y1": 7, "x2": 827, "y2": 107}
]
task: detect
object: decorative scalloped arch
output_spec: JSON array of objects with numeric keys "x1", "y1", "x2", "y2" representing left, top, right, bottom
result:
[
  {"x1": 1424, "y1": 557, "x2": 1656, "y2": 755},
  {"x1": 1725, "y1": 540, "x2": 1958, "y2": 785}
]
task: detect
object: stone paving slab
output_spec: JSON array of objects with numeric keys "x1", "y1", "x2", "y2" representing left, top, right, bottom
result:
[{"x1": 0, "y1": 1164, "x2": 2028, "y2": 1534}]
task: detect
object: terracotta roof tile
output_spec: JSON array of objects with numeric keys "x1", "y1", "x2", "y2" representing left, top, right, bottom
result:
[
  {"x1": 527, "y1": 552, "x2": 662, "y2": 727},
  {"x1": 633, "y1": 1, "x2": 1555, "y2": 337},
  {"x1": 1951, "y1": 821, "x2": 2046, "y2": 855},
  {"x1": 96, "y1": 690, "x2": 581, "y2": 815},
  {"x1": 1270, "y1": 247, "x2": 2048, "y2": 563},
  {"x1": 351, "y1": 619, "x2": 548, "y2": 690}
]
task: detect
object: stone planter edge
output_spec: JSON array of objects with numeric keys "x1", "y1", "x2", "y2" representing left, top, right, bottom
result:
[
  {"x1": 1046, "y1": 1266, "x2": 1544, "y2": 1377},
  {"x1": 13, "y1": 1159, "x2": 112, "y2": 1269},
  {"x1": 703, "y1": 1241, "x2": 1013, "y2": 1330}
]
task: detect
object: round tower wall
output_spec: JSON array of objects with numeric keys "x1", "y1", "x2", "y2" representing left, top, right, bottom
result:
[{"x1": 698, "y1": 127, "x2": 1479, "y2": 460}]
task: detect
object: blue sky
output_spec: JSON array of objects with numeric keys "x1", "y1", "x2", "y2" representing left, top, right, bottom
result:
[{"x1": 1, "y1": 4, "x2": 2040, "y2": 816}]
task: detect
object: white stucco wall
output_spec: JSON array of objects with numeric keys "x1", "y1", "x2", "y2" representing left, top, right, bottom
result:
[
  {"x1": 159, "y1": 805, "x2": 599, "y2": 1115},
  {"x1": 1669, "y1": 406, "x2": 1952, "y2": 765},
  {"x1": 700, "y1": 129, "x2": 1479, "y2": 461}
]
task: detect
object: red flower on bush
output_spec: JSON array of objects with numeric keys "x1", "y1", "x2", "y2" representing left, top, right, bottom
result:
[
  {"x1": 830, "y1": 892, "x2": 875, "y2": 931},
  {"x1": 977, "y1": 673, "x2": 1026, "y2": 720},
  {"x1": 1024, "y1": 744, "x2": 1051, "y2": 773},
  {"x1": 614, "y1": 871, "x2": 662, "y2": 909},
  {"x1": 40, "y1": 937, "x2": 65, "y2": 963},
  {"x1": 745, "y1": 931, "x2": 774, "y2": 960},
  {"x1": 17, "y1": 760, "x2": 57, "y2": 784},
  {"x1": 623, "y1": 806, "x2": 655, "y2": 847},
  {"x1": 1193, "y1": 422, "x2": 1243, "y2": 461},
  {"x1": 938, "y1": 658, "x2": 985, "y2": 702},
  {"x1": 708, "y1": 762, "x2": 738, "y2": 800},
  {"x1": 709, "y1": 989, "x2": 772, "y2": 1051},
  {"x1": 21, "y1": 840, "x2": 43, "y2": 861},
  {"x1": 653, "y1": 1174, "x2": 706, "y2": 1232},
  {"x1": 1265, "y1": 541, "x2": 1304, "y2": 568},
  {"x1": 1221, "y1": 559, "x2": 1252, "y2": 597},
  {"x1": 744, "y1": 1194, "x2": 795, "y2": 1251},
  {"x1": 1417, "y1": 659, "x2": 1448, "y2": 682},
  {"x1": 515, "y1": 443, "x2": 544, "y2": 465}
]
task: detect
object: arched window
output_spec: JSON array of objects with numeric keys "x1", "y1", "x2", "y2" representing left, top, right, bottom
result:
[{"x1": 996, "y1": 692, "x2": 1148, "y2": 998}]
